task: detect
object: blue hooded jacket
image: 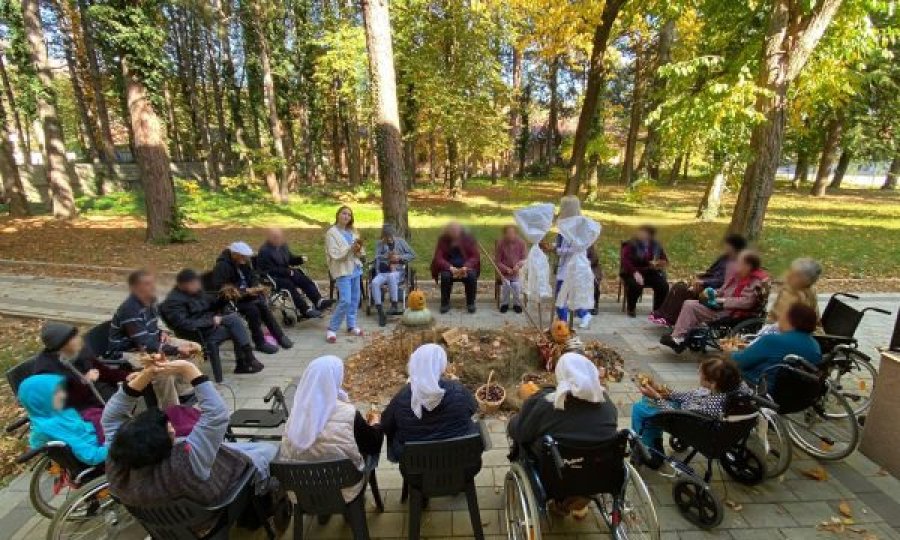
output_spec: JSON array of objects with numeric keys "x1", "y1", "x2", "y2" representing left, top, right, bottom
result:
[{"x1": 18, "y1": 374, "x2": 108, "y2": 466}]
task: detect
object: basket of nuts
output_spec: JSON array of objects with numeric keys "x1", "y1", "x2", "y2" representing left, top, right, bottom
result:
[{"x1": 476, "y1": 370, "x2": 506, "y2": 413}]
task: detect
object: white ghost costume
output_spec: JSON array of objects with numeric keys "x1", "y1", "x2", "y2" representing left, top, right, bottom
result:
[
  {"x1": 554, "y1": 216, "x2": 601, "y2": 313},
  {"x1": 514, "y1": 203, "x2": 555, "y2": 301}
]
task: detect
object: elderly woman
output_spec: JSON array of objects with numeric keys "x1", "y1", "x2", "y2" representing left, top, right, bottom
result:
[
  {"x1": 732, "y1": 303, "x2": 822, "y2": 385},
  {"x1": 430, "y1": 222, "x2": 481, "y2": 314},
  {"x1": 769, "y1": 257, "x2": 821, "y2": 323},
  {"x1": 381, "y1": 344, "x2": 478, "y2": 462},
  {"x1": 661, "y1": 250, "x2": 769, "y2": 354},
  {"x1": 279, "y1": 356, "x2": 383, "y2": 502},
  {"x1": 508, "y1": 353, "x2": 618, "y2": 518},
  {"x1": 372, "y1": 224, "x2": 416, "y2": 326}
]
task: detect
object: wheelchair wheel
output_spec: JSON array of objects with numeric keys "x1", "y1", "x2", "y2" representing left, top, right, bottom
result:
[
  {"x1": 727, "y1": 318, "x2": 765, "y2": 340},
  {"x1": 721, "y1": 442, "x2": 766, "y2": 486},
  {"x1": 672, "y1": 477, "x2": 723, "y2": 529},
  {"x1": 784, "y1": 385, "x2": 859, "y2": 460},
  {"x1": 47, "y1": 476, "x2": 137, "y2": 539},
  {"x1": 29, "y1": 456, "x2": 75, "y2": 518},
  {"x1": 504, "y1": 463, "x2": 543, "y2": 540},
  {"x1": 668, "y1": 437, "x2": 688, "y2": 453},
  {"x1": 605, "y1": 463, "x2": 660, "y2": 540},
  {"x1": 826, "y1": 349, "x2": 876, "y2": 417},
  {"x1": 761, "y1": 412, "x2": 792, "y2": 478}
]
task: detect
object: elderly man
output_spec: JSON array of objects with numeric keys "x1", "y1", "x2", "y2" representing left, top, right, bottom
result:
[
  {"x1": 211, "y1": 241, "x2": 293, "y2": 355},
  {"x1": 257, "y1": 228, "x2": 333, "y2": 319},
  {"x1": 430, "y1": 222, "x2": 481, "y2": 314}
]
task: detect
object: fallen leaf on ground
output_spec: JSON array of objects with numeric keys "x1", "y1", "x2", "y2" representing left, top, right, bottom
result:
[
  {"x1": 801, "y1": 466, "x2": 829, "y2": 481},
  {"x1": 724, "y1": 500, "x2": 743, "y2": 512},
  {"x1": 839, "y1": 501, "x2": 853, "y2": 518}
]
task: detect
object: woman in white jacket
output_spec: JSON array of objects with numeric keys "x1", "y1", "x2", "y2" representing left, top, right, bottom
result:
[{"x1": 325, "y1": 206, "x2": 365, "y2": 342}]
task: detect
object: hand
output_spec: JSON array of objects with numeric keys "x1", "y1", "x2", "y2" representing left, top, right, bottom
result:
[
  {"x1": 177, "y1": 344, "x2": 197, "y2": 357},
  {"x1": 125, "y1": 372, "x2": 140, "y2": 382},
  {"x1": 633, "y1": 271, "x2": 645, "y2": 287},
  {"x1": 691, "y1": 280, "x2": 704, "y2": 292},
  {"x1": 640, "y1": 384, "x2": 662, "y2": 400},
  {"x1": 85, "y1": 369, "x2": 100, "y2": 382},
  {"x1": 213, "y1": 315, "x2": 223, "y2": 326},
  {"x1": 158, "y1": 359, "x2": 203, "y2": 381},
  {"x1": 160, "y1": 332, "x2": 170, "y2": 344},
  {"x1": 366, "y1": 411, "x2": 381, "y2": 425},
  {"x1": 514, "y1": 261, "x2": 524, "y2": 271},
  {"x1": 598, "y1": 366, "x2": 607, "y2": 380}
]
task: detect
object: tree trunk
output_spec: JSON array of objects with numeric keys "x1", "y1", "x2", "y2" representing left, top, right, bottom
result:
[
  {"x1": 883, "y1": 155, "x2": 900, "y2": 190},
  {"x1": 506, "y1": 46, "x2": 522, "y2": 178},
  {"x1": 729, "y1": 0, "x2": 843, "y2": 240},
  {"x1": 195, "y1": 30, "x2": 220, "y2": 190},
  {"x1": 642, "y1": 19, "x2": 675, "y2": 180},
  {"x1": 77, "y1": 0, "x2": 116, "y2": 167},
  {"x1": 123, "y1": 59, "x2": 177, "y2": 243},
  {"x1": 810, "y1": 116, "x2": 843, "y2": 196},
  {"x1": 583, "y1": 154, "x2": 600, "y2": 202},
  {"x1": 697, "y1": 165, "x2": 727, "y2": 221},
  {"x1": 668, "y1": 154, "x2": 683, "y2": 185},
  {"x1": 829, "y1": 149, "x2": 851, "y2": 189},
  {"x1": 163, "y1": 83, "x2": 182, "y2": 161},
  {"x1": 361, "y1": 0, "x2": 409, "y2": 237},
  {"x1": 0, "y1": 88, "x2": 29, "y2": 216},
  {"x1": 621, "y1": 33, "x2": 644, "y2": 187},
  {"x1": 565, "y1": 0, "x2": 627, "y2": 196},
  {"x1": 22, "y1": 0, "x2": 76, "y2": 218},
  {"x1": 251, "y1": 4, "x2": 287, "y2": 203},
  {"x1": 400, "y1": 79, "x2": 417, "y2": 187},
  {"x1": 216, "y1": 0, "x2": 247, "y2": 158},
  {"x1": 0, "y1": 51, "x2": 28, "y2": 164},
  {"x1": 341, "y1": 97, "x2": 362, "y2": 186},
  {"x1": 447, "y1": 138, "x2": 460, "y2": 196},
  {"x1": 60, "y1": 26, "x2": 99, "y2": 162},
  {"x1": 791, "y1": 148, "x2": 809, "y2": 189},
  {"x1": 547, "y1": 55, "x2": 561, "y2": 166},
  {"x1": 428, "y1": 132, "x2": 436, "y2": 185}
]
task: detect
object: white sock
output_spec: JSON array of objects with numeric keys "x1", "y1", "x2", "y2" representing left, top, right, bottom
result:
[{"x1": 672, "y1": 336, "x2": 684, "y2": 344}]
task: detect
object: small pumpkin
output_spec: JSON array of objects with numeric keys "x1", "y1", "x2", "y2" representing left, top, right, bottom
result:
[
  {"x1": 550, "y1": 320, "x2": 570, "y2": 344},
  {"x1": 408, "y1": 290, "x2": 426, "y2": 311},
  {"x1": 518, "y1": 381, "x2": 540, "y2": 400}
]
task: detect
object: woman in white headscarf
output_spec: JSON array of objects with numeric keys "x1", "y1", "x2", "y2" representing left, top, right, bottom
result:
[
  {"x1": 381, "y1": 344, "x2": 478, "y2": 462},
  {"x1": 279, "y1": 356, "x2": 383, "y2": 502},
  {"x1": 508, "y1": 352, "x2": 618, "y2": 517}
]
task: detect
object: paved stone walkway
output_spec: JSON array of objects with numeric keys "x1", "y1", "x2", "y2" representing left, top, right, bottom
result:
[{"x1": 1, "y1": 273, "x2": 898, "y2": 539}]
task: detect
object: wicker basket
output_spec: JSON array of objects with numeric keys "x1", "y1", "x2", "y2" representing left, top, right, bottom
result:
[{"x1": 476, "y1": 370, "x2": 506, "y2": 413}]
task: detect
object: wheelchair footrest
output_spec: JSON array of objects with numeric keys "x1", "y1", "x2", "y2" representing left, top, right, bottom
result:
[{"x1": 229, "y1": 409, "x2": 286, "y2": 429}]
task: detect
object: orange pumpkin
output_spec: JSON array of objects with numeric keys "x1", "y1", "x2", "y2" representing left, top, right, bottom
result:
[
  {"x1": 550, "y1": 320, "x2": 570, "y2": 344},
  {"x1": 518, "y1": 381, "x2": 540, "y2": 400},
  {"x1": 408, "y1": 290, "x2": 426, "y2": 311}
]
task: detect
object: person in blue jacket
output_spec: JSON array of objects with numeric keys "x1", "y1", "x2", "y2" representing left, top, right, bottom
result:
[
  {"x1": 18, "y1": 373, "x2": 108, "y2": 466},
  {"x1": 731, "y1": 302, "x2": 822, "y2": 385}
]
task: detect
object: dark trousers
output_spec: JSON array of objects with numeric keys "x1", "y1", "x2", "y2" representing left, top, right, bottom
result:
[
  {"x1": 237, "y1": 296, "x2": 285, "y2": 345},
  {"x1": 273, "y1": 271, "x2": 323, "y2": 312},
  {"x1": 439, "y1": 271, "x2": 477, "y2": 307},
  {"x1": 622, "y1": 270, "x2": 669, "y2": 312},
  {"x1": 652, "y1": 282, "x2": 698, "y2": 325}
]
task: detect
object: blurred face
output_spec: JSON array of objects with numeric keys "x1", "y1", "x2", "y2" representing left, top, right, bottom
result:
[
  {"x1": 131, "y1": 274, "x2": 157, "y2": 303},
  {"x1": 267, "y1": 228, "x2": 285, "y2": 246},
  {"x1": 59, "y1": 334, "x2": 83, "y2": 358},
  {"x1": 446, "y1": 222, "x2": 462, "y2": 240},
  {"x1": 337, "y1": 208, "x2": 353, "y2": 227},
  {"x1": 231, "y1": 252, "x2": 248, "y2": 265},
  {"x1": 52, "y1": 387, "x2": 67, "y2": 411},
  {"x1": 785, "y1": 267, "x2": 808, "y2": 289},
  {"x1": 735, "y1": 255, "x2": 753, "y2": 277},
  {"x1": 722, "y1": 242, "x2": 738, "y2": 258},
  {"x1": 503, "y1": 227, "x2": 517, "y2": 241},
  {"x1": 636, "y1": 228, "x2": 652, "y2": 243},
  {"x1": 180, "y1": 278, "x2": 202, "y2": 295}
]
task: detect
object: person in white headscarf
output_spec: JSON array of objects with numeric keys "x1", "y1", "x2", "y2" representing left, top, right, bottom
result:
[
  {"x1": 508, "y1": 353, "x2": 618, "y2": 517},
  {"x1": 381, "y1": 344, "x2": 478, "y2": 462},
  {"x1": 279, "y1": 356, "x2": 383, "y2": 502}
]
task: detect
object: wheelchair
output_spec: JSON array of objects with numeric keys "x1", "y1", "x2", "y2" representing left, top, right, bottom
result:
[
  {"x1": 639, "y1": 391, "x2": 773, "y2": 529},
  {"x1": 249, "y1": 255, "x2": 320, "y2": 327},
  {"x1": 504, "y1": 431, "x2": 659, "y2": 540},
  {"x1": 363, "y1": 262, "x2": 417, "y2": 317},
  {"x1": 757, "y1": 355, "x2": 859, "y2": 468},
  {"x1": 683, "y1": 282, "x2": 772, "y2": 353}
]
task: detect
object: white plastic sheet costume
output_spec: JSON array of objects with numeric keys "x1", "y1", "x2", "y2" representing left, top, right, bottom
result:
[
  {"x1": 513, "y1": 203, "x2": 554, "y2": 300},
  {"x1": 554, "y1": 215, "x2": 602, "y2": 313}
]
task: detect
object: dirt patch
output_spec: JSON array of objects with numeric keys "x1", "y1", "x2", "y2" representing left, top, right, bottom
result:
[{"x1": 344, "y1": 325, "x2": 625, "y2": 412}]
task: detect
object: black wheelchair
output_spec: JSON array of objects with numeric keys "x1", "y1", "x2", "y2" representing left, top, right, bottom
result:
[
  {"x1": 683, "y1": 282, "x2": 772, "y2": 353},
  {"x1": 639, "y1": 391, "x2": 773, "y2": 529},
  {"x1": 249, "y1": 255, "x2": 323, "y2": 327},
  {"x1": 504, "y1": 431, "x2": 659, "y2": 540}
]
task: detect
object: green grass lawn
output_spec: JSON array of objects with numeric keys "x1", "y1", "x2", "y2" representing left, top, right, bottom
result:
[{"x1": 3, "y1": 172, "x2": 898, "y2": 283}]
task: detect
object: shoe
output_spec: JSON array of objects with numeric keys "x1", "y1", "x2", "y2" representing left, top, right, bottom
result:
[
  {"x1": 277, "y1": 336, "x2": 294, "y2": 349},
  {"x1": 349, "y1": 327, "x2": 364, "y2": 337},
  {"x1": 467, "y1": 304, "x2": 476, "y2": 314},
  {"x1": 627, "y1": 309, "x2": 636, "y2": 318},
  {"x1": 647, "y1": 314, "x2": 667, "y2": 326},
  {"x1": 255, "y1": 341, "x2": 279, "y2": 354},
  {"x1": 389, "y1": 302, "x2": 403, "y2": 315},
  {"x1": 317, "y1": 299, "x2": 335, "y2": 310},
  {"x1": 590, "y1": 308, "x2": 598, "y2": 316},
  {"x1": 326, "y1": 330, "x2": 337, "y2": 343},
  {"x1": 304, "y1": 308, "x2": 322, "y2": 318},
  {"x1": 377, "y1": 305, "x2": 387, "y2": 327},
  {"x1": 235, "y1": 360, "x2": 265, "y2": 374},
  {"x1": 500, "y1": 304, "x2": 509, "y2": 313},
  {"x1": 513, "y1": 305, "x2": 523, "y2": 314},
  {"x1": 660, "y1": 334, "x2": 686, "y2": 354},
  {"x1": 440, "y1": 304, "x2": 451, "y2": 314},
  {"x1": 577, "y1": 313, "x2": 592, "y2": 329}
]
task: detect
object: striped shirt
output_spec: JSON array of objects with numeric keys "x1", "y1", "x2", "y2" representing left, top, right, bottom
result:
[{"x1": 109, "y1": 294, "x2": 175, "y2": 355}]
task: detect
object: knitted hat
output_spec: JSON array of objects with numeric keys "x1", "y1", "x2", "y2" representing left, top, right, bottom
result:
[
  {"x1": 229, "y1": 241, "x2": 254, "y2": 256},
  {"x1": 41, "y1": 321, "x2": 78, "y2": 353},
  {"x1": 176, "y1": 268, "x2": 199, "y2": 284}
]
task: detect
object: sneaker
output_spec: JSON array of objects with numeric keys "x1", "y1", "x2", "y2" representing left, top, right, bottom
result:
[
  {"x1": 317, "y1": 299, "x2": 335, "y2": 310},
  {"x1": 235, "y1": 360, "x2": 265, "y2": 374},
  {"x1": 440, "y1": 304, "x2": 451, "y2": 314},
  {"x1": 277, "y1": 336, "x2": 294, "y2": 349},
  {"x1": 466, "y1": 304, "x2": 477, "y2": 314},
  {"x1": 577, "y1": 313, "x2": 592, "y2": 329},
  {"x1": 627, "y1": 309, "x2": 637, "y2": 318},
  {"x1": 499, "y1": 304, "x2": 509, "y2": 313},
  {"x1": 255, "y1": 341, "x2": 279, "y2": 354},
  {"x1": 326, "y1": 330, "x2": 337, "y2": 343},
  {"x1": 349, "y1": 327, "x2": 364, "y2": 337},
  {"x1": 513, "y1": 305, "x2": 523, "y2": 314},
  {"x1": 648, "y1": 314, "x2": 668, "y2": 326},
  {"x1": 304, "y1": 308, "x2": 322, "y2": 319},
  {"x1": 660, "y1": 334, "x2": 686, "y2": 354},
  {"x1": 389, "y1": 302, "x2": 403, "y2": 315}
]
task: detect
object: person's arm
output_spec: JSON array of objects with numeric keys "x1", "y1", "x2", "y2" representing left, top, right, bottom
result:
[
  {"x1": 210, "y1": 260, "x2": 231, "y2": 291},
  {"x1": 463, "y1": 240, "x2": 480, "y2": 272},
  {"x1": 326, "y1": 229, "x2": 354, "y2": 262},
  {"x1": 495, "y1": 242, "x2": 511, "y2": 275},
  {"x1": 399, "y1": 239, "x2": 416, "y2": 263},
  {"x1": 374, "y1": 241, "x2": 390, "y2": 273},
  {"x1": 507, "y1": 392, "x2": 545, "y2": 444},
  {"x1": 258, "y1": 247, "x2": 289, "y2": 278},
  {"x1": 721, "y1": 282, "x2": 763, "y2": 311},
  {"x1": 91, "y1": 357, "x2": 129, "y2": 385},
  {"x1": 432, "y1": 243, "x2": 452, "y2": 273},
  {"x1": 731, "y1": 335, "x2": 777, "y2": 373},
  {"x1": 286, "y1": 247, "x2": 305, "y2": 267},
  {"x1": 620, "y1": 244, "x2": 640, "y2": 274},
  {"x1": 161, "y1": 297, "x2": 213, "y2": 333},
  {"x1": 353, "y1": 412, "x2": 384, "y2": 456},
  {"x1": 102, "y1": 365, "x2": 159, "y2": 445}
]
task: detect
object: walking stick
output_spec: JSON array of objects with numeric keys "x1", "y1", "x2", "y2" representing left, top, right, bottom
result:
[{"x1": 475, "y1": 241, "x2": 543, "y2": 332}]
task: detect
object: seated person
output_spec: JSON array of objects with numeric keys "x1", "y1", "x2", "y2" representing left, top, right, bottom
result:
[
  {"x1": 18, "y1": 373, "x2": 108, "y2": 466},
  {"x1": 257, "y1": 228, "x2": 333, "y2": 319},
  {"x1": 34, "y1": 321, "x2": 133, "y2": 414},
  {"x1": 211, "y1": 241, "x2": 293, "y2": 355},
  {"x1": 160, "y1": 269, "x2": 264, "y2": 377},
  {"x1": 661, "y1": 250, "x2": 769, "y2": 354},
  {"x1": 372, "y1": 223, "x2": 416, "y2": 326},
  {"x1": 104, "y1": 359, "x2": 279, "y2": 513},
  {"x1": 381, "y1": 344, "x2": 478, "y2": 462},
  {"x1": 731, "y1": 303, "x2": 822, "y2": 385},
  {"x1": 631, "y1": 357, "x2": 748, "y2": 469},
  {"x1": 109, "y1": 270, "x2": 202, "y2": 407},
  {"x1": 507, "y1": 352, "x2": 618, "y2": 519},
  {"x1": 651, "y1": 234, "x2": 747, "y2": 326},
  {"x1": 495, "y1": 225, "x2": 527, "y2": 314},
  {"x1": 619, "y1": 225, "x2": 669, "y2": 318},
  {"x1": 430, "y1": 222, "x2": 481, "y2": 314},
  {"x1": 759, "y1": 258, "x2": 821, "y2": 337},
  {"x1": 279, "y1": 355, "x2": 383, "y2": 502}
]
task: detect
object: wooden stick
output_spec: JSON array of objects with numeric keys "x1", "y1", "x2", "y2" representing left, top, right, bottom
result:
[{"x1": 475, "y1": 240, "x2": 542, "y2": 332}]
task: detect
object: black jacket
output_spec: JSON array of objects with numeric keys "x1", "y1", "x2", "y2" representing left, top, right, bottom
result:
[
  {"x1": 160, "y1": 287, "x2": 229, "y2": 334},
  {"x1": 33, "y1": 350, "x2": 127, "y2": 410},
  {"x1": 699, "y1": 255, "x2": 729, "y2": 289},
  {"x1": 507, "y1": 389, "x2": 618, "y2": 456},
  {"x1": 381, "y1": 379, "x2": 479, "y2": 462},
  {"x1": 211, "y1": 249, "x2": 259, "y2": 292},
  {"x1": 257, "y1": 242, "x2": 304, "y2": 279}
]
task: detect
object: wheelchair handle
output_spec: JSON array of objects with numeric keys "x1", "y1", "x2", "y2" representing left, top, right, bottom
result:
[
  {"x1": 865, "y1": 307, "x2": 891, "y2": 316},
  {"x1": 542, "y1": 436, "x2": 565, "y2": 477},
  {"x1": 750, "y1": 394, "x2": 779, "y2": 411},
  {"x1": 784, "y1": 354, "x2": 819, "y2": 373},
  {"x1": 16, "y1": 446, "x2": 48, "y2": 464},
  {"x1": 834, "y1": 292, "x2": 860, "y2": 301},
  {"x1": 5, "y1": 416, "x2": 29, "y2": 433},
  {"x1": 629, "y1": 434, "x2": 654, "y2": 464},
  {"x1": 263, "y1": 386, "x2": 281, "y2": 403}
]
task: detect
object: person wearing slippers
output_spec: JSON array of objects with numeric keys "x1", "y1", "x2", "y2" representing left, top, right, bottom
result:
[{"x1": 325, "y1": 206, "x2": 365, "y2": 343}]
